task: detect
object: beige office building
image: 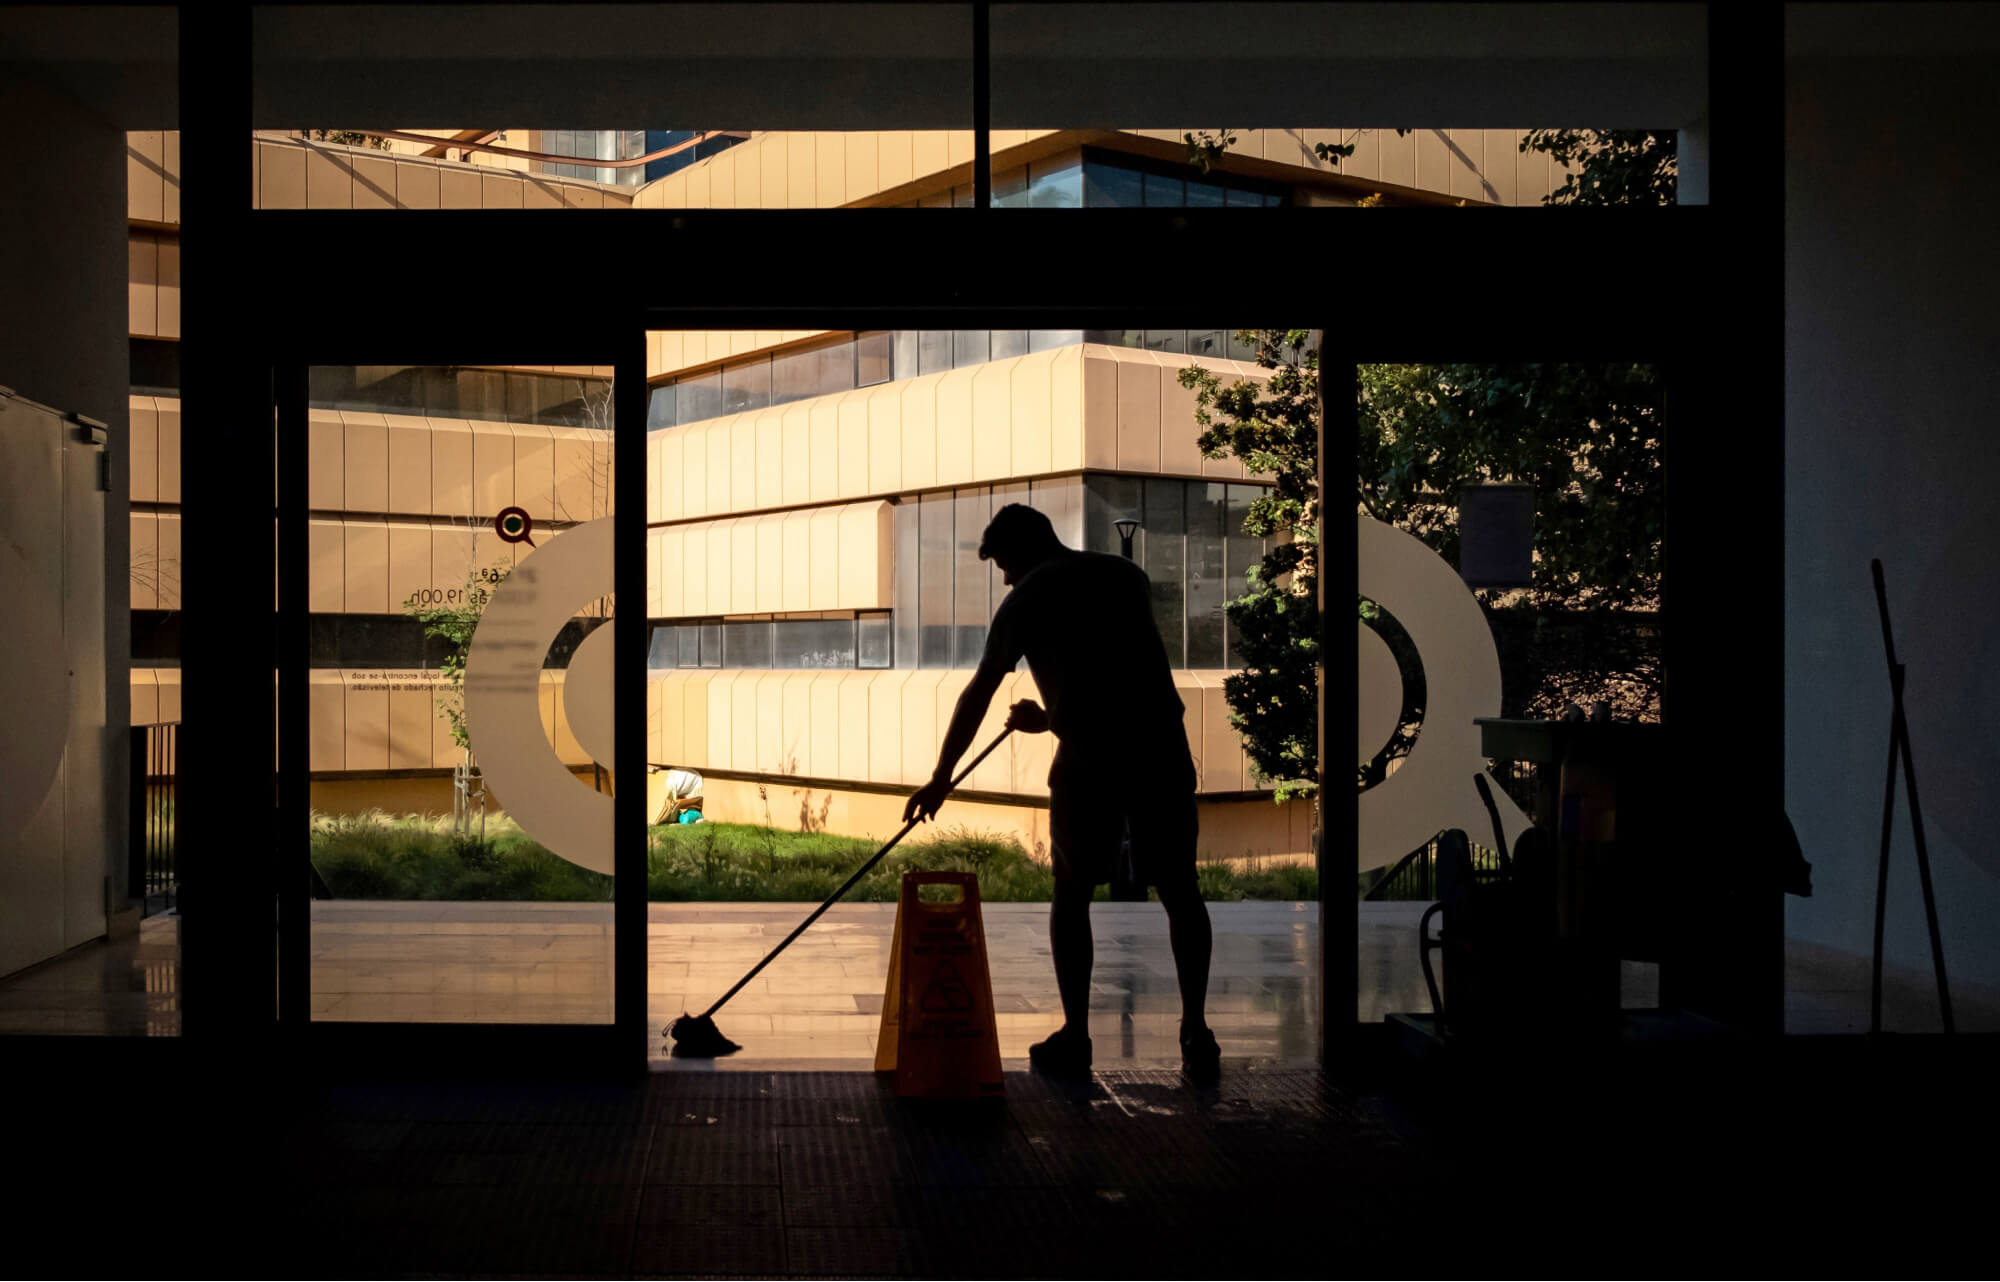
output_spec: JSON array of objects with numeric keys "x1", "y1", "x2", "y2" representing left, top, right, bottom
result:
[{"x1": 129, "y1": 125, "x2": 1569, "y2": 862}]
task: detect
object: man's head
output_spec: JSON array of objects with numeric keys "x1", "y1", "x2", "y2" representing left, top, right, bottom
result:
[{"x1": 979, "y1": 503, "x2": 1066, "y2": 585}]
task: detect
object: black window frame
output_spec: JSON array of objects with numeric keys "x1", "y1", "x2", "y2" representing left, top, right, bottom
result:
[{"x1": 188, "y1": 3, "x2": 1769, "y2": 1079}]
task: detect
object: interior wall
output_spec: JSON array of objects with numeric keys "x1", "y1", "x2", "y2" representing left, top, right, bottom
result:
[
  {"x1": 1786, "y1": 9, "x2": 2000, "y2": 1017},
  {"x1": 0, "y1": 68, "x2": 133, "y2": 921}
]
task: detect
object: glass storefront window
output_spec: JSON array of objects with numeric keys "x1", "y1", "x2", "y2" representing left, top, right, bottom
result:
[
  {"x1": 722, "y1": 619, "x2": 773, "y2": 668},
  {"x1": 1084, "y1": 473, "x2": 1143, "y2": 557},
  {"x1": 953, "y1": 331, "x2": 989, "y2": 368},
  {"x1": 993, "y1": 165, "x2": 1029, "y2": 208},
  {"x1": 722, "y1": 359, "x2": 771, "y2": 414},
  {"x1": 919, "y1": 492, "x2": 953, "y2": 667},
  {"x1": 678, "y1": 369, "x2": 721, "y2": 423},
  {"x1": 647, "y1": 383, "x2": 675, "y2": 429},
  {"x1": 1084, "y1": 162, "x2": 1145, "y2": 208},
  {"x1": 1185, "y1": 179, "x2": 1227, "y2": 207},
  {"x1": 355, "y1": 366, "x2": 426, "y2": 414},
  {"x1": 775, "y1": 617, "x2": 857, "y2": 669},
  {"x1": 1186, "y1": 481, "x2": 1229, "y2": 668},
  {"x1": 1027, "y1": 474, "x2": 1084, "y2": 550},
  {"x1": 660, "y1": 624, "x2": 692, "y2": 672},
  {"x1": 858, "y1": 612, "x2": 893, "y2": 668},
  {"x1": 953, "y1": 487, "x2": 992, "y2": 665},
  {"x1": 1143, "y1": 172, "x2": 1184, "y2": 207},
  {"x1": 1144, "y1": 478, "x2": 1188, "y2": 667},
  {"x1": 457, "y1": 369, "x2": 508, "y2": 421},
  {"x1": 1027, "y1": 157, "x2": 1083, "y2": 208},
  {"x1": 919, "y1": 330, "x2": 954, "y2": 376},
  {"x1": 771, "y1": 344, "x2": 819, "y2": 404},
  {"x1": 893, "y1": 500, "x2": 920, "y2": 669},
  {"x1": 816, "y1": 343, "x2": 854, "y2": 398},
  {"x1": 1224, "y1": 485, "x2": 1262, "y2": 665},
  {"x1": 856, "y1": 331, "x2": 893, "y2": 387}
]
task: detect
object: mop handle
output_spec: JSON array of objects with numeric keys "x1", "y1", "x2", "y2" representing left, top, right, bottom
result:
[{"x1": 699, "y1": 725, "x2": 1016, "y2": 1019}]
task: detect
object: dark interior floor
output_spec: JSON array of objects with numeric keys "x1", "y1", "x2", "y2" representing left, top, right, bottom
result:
[{"x1": 24, "y1": 1033, "x2": 2000, "y2": 1278}]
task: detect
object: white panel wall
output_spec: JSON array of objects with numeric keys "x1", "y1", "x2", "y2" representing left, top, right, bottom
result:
[
  {"x1": 0, "y1": 393, "x2": 108, "y2": 977},
  {"x1": 1786, "y1": 13, "x2": 2000, "y2": 1018}
]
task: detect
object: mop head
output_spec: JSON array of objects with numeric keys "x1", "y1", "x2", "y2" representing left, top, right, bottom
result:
[{"x1": 667, "y1": 1012, "x2": 741, "y2": 1057}]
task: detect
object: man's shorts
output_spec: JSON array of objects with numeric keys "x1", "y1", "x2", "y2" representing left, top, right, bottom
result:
[{"x1": 1047, "y1": 741, "x2": 1199, "y2": 888}]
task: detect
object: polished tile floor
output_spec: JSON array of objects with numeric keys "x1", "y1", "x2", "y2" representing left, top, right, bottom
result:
[
  {"x1": 0, "y1": 911, "x2": 182, "y2": 1035},
  {"x1": 5, "y1": 899, "x2": 1995, "y2": 1042},
  {"x1": 303, "y1": 899, "x2": 1333, "y2": 1065},
  {"x1": 24, "y1": 1045, "x2": 2000, "y2": 1278}
]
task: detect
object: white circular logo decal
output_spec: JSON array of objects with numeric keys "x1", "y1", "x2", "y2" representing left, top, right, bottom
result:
[{"x1": 462, "y1": 517, "x2": 616, "y2": 874}]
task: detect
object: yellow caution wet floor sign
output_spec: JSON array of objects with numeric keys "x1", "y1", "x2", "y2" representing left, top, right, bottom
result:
[{"x1": 874, "y1": 871, "x2": 1003, "y2": 1098}]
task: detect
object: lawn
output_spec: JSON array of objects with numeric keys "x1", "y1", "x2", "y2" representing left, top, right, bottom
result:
[{"x1": 307, "y1": 811, "x2": 1319, "y2": 903}]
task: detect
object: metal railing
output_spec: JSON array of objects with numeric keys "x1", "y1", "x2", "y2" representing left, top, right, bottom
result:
[
  {"x1": 129, "y1": 722, "x2": 178, "y2": 917},
  {"x1": 1362, "y1": 760, "x2": 1543, "y2": 901}
]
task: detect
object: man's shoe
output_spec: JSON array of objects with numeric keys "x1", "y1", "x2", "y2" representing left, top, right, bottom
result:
[
  {"x1": 1181, "y1": 1022, "x2": 1221, "y2": 1086},
  {"x1": 1028, "y1": 1027, "x2": 1092, "y2": 1077}
]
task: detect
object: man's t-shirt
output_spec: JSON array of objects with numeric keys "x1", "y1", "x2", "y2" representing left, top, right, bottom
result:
[{"x1": 981, "y1": 550, "x2": 1190, "y2": 768}]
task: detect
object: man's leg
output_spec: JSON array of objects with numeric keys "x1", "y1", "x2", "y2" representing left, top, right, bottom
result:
[
  {"x1": 1141, "y1": 785, "x2": 1219, "y2": 1083},
  {"x1": 1049, "y1": 875, "x2": 1094, "y2": 1033},
  {"x1": 1154, "y1": 871, "x2": 1213, "y2": 1033}
]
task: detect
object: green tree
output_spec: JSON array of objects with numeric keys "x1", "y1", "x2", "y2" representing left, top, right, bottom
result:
[
  {"x1": 1166, "y1": 128, "x2": 1672, "y2": 802},
  {"x1": 1189, "y1": 127, "x2": 1676, "y2": 207},
  {"x1": 1178, "y1": 331, "x2": 1321, "y2": 802},
  {"x1": 1183, "y1": 340, "x2": 1666, "y2": 803},
  {"x1": 403, "y1": 559, "x2": 511, "y2": 754},
  {"x1": 1520, "y1": 129, "x2": 1677, "y2": 206},
  {"x1": 1358, "y1": 363, "x2": 1665, "y2": 725}
]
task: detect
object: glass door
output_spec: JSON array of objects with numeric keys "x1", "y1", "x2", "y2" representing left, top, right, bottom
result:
[{"x1": 276, "y1": 345, "x2": 650, "y2": 1067}]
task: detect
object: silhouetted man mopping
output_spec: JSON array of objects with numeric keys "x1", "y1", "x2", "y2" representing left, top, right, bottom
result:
[{"x1": 903, "y1": 503, "x2": 1220, "y2": 1085}]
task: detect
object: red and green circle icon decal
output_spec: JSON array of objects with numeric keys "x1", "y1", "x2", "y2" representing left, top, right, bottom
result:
[{"x1": 494, "y1": 506, "x2": 536, "y2": 547}]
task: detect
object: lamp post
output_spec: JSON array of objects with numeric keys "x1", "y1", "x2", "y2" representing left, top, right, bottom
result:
[{"x1": 1110, "y1": 517, "x2": 1147, "y2": 903}]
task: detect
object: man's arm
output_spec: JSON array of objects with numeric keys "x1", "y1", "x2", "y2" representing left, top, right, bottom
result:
[{"x1": 902, "y1": 654, "x2": 1010, "y2": 824}]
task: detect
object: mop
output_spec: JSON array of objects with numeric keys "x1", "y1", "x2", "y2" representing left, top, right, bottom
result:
[{"x1": 667, "y1": 725, "x2": 1015, "y2": 1057}]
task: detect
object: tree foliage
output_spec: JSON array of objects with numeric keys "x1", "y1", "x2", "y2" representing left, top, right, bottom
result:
[
  {"x1": 1159, "y1": 129, "x2": 1677, "y2": 800},
  {"x1": 1357, "y1": 363, "x2": 1665, "y2": 613},
  {"x1": 1185, "y1": 341, "x2": 1668, "y2": 801},
  {"x1": 1360, "y1": 362, "x2": 1665, "y2": 734},
  {"x1": 1189, "y1": 127, "x2": 1677, "y2": 207},
  {"x1": 1179, "y1": 331, "x2": 1321, "y2": 801},
  {"x1": 1520, "y1": 129, "x2": 1678, "y2": 206},
  {"x1": 404, "y1": 560, "x2": 511, "y2": 752},
  {"x1": 299, "y1": 129, "x2": 392, "y2": 151}
]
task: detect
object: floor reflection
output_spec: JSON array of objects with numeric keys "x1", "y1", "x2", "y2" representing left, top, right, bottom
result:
[
  {"x1": 0, "y1": 913, "x2": 180, "y2": 1035},
  {"x1": 6, "y1": 899, "x2": 1992, "y2": 1043}
]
